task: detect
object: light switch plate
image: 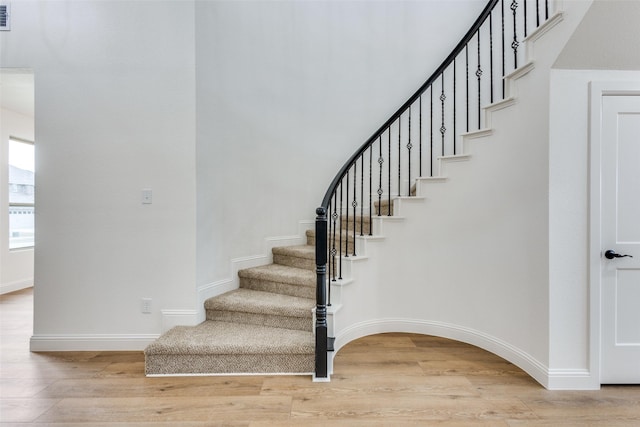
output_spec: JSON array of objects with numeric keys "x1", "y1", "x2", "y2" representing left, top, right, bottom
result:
[{"x1": 141, "y1": 189, "x2": 152, "y2": 204}]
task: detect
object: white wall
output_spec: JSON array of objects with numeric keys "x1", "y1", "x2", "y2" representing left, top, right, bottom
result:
[
  {"x1": 0, "y1": 107, "x2": 34, "y2": 294},
  {"x1": 0, "y1": 1, "x2": 197, "y2": 349},
  {"x1": 554, "y1": 0, "x2": 640, "y2": 70},
  {"x1": 195, "y1": 0, "x2": 487, "y2": 293}
]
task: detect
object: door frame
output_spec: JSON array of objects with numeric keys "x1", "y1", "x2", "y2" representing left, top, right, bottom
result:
[{"x1": 589, "y1": 81, "x2": 640, "y2": 386}]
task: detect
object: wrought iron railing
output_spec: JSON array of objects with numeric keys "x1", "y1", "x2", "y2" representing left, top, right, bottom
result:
[{"x1": 314, "y1": 0, "x2": 552, "y2": 378}]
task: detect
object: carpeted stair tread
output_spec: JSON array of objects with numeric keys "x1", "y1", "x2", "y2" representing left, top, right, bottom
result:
[
  {"x1": 145, "y1": 321, "x2": 314, "y2": 356},
  {"x1": 272, "y1": 244, "x2": 315, "y2": 271},
  {"x1": 238, "y1": 263, "x2": 314, "y2": 299},
  {"x1": 272, "y1": 244, "x2": 315, "y2": 259},
  {"x1": 306, "y1": 228, "x2": 367, "y2": 241},
  {"x1": 374, "y1": 198, "x2": 394, "y2": 216},
  {"x1": 238, "y1": 263, "x2": 314, "y2": 287},
  {"x1": 306, "y1": 229, "x2": 357, "y2": 254},
  {"x1": 144, "y1": 321, "x2": 314, "y2": 375},
  {"x1": 339, "y1": 215, "x2": 372, "y2": 234},
  {"x1": 205, "y1": 288, "x2": 314, "y2": 319}
]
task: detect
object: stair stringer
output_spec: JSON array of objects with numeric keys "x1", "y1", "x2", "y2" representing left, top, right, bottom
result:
[{"x1": 326, "y1": 7, "x2": 581, "y2": 388}]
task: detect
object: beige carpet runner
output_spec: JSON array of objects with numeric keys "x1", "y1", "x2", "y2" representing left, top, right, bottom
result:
[{"x1": 144, "y1": 214, "x2": 373, "y2": 376}]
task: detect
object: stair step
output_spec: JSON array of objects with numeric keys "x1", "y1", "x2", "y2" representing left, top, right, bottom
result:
[
  {"x1": 339, "y1": 215, "x2": 372, "y2": 234},
  {"x1": 272, "y1": 244, "x2": 315, "y2": 271},
  {"x1": 239, "y1": 264, "x2": 315, "y2": 299},
  {"x1": 205, "y1": 288, "x2": 314, "y2": 332},
  {"x1": 306, "y1": 229, "x2": 360, "y2": 252},
  {"x1": 326, "y1": 214, "x2": 372, "y2": 234},
  {"x1": 374, "y1": 198, "x2": 394, "y2": 216},
  {"x1": 144, "y1": 321, "x2": 314, "y2": 375}
]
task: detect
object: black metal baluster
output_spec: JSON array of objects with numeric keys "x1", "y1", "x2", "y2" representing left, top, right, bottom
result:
[
  {"x1": 466, "y1": 45, "x2": 470, "y2": 133},
  {"x1": 511, "y1": 0, "x2": 519, "y2": 69},
  {"x1": 502, "y1": 0, "x2": 506, "y2": 99},
  {"x1": 476, "y1": 29, "x2": 482, "y2": 130},
  {"x1": 490, "y1": 11, "x2": 494, "y2": 104},
  {"x1": 398, "y1": 116, "x2": 401, "y2": 197},
  {"x1": 361, "y1": 153, "x2": 365, "y2": 237},
  {"x1": 524, "y1": 0, "x2": 528, "y2": 37},
  {"x1": 407, "y1": 106, "x2": 412, "y2": 195},
  {"x1": 368, "y1": 147, "x2": 372, "y2": 236},
  {"x1": 419, "y1": 95, "x2": 422, "y2": 177},
  {"x1": 453, "y1": 59, "x2": 457, "y2": 155},
  {"x1": 430, "y1": 87, "x2": 434, "y2": 177},
  {"x1": 345, "y1": 171, "x2": 349, "y2": 258},
  {"x1": 326, "y1": 201, "x2": 332, "y2": 307},
  {"x1": 352, "y1": 162, "x2": 357, "y2": 256},
  {"x1": 440, "y1": 74, "x2": 446, "y2": 157},
  {"x1": 377, "y1": 135, "x2": 383, "y2": 216},
  {"x1": 338, "y1": 181, "x2": 343, "y2": 278},
  {"x1": 387, "y1": 128, "x2": 391, "y2": 215},
  {"x1": 332, "y1": 192, "x2": 338, "y2": 281},
  {"x1": 545, "y1": 0, "x2": 548, "y2": 20},
  {"x1": 536, "y1": 0, "x2": 540, "y2": 27},
  {"x1": 327, "y1": 199, "x2": 332, "y2": 283},
  {"x1": 327, "y1": 263, "x2": 331, "y2": 306}
]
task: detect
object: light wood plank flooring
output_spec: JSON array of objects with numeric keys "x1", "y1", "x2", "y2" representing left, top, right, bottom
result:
[{"x1": 2, "y1": 288, "x2": 640, "y2": 425}]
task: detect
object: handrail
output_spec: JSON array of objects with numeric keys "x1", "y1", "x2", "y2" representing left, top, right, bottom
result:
[{"x1": 314, "y1": 0, "x2": 551, "y2": 379}]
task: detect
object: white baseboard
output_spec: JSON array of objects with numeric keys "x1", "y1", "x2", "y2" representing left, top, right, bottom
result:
[
  {"x1": 161, "y1": 309, "x2": 199, "y2": 333},
  {"x1": 30, "y1": 334, "x2": 160, "y2": 352},
  {"x1": 547, "y1": 369, "x2": 599, "y2": 390},
  {"x1": 0, "y1": 279, "x2": 33, "y2": 295},
  {"x1": 333, "y1": 318, "x2": 551, "y2": 389}
]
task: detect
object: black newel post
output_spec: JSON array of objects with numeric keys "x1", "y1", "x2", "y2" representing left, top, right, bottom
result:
[{"x1": 315, "y1": 207, "x2": 328, "y2": 379}]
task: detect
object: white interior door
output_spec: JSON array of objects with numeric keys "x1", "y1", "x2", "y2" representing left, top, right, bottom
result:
[{"x1": 601, "y1": 94, "x2": 640, "y2": 384}]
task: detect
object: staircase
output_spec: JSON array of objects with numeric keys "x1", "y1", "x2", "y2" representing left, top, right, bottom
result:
[
  {"x1": 144, "y1": 219, "x2": 363, "y2": 375},
  {"x1": 146, "y1": 0, "x2": 565, "y2": 378}
]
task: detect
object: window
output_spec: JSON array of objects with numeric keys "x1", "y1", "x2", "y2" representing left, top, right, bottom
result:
[{"x1": 8, "y1": 138, "x2": 34, "y2": 249}]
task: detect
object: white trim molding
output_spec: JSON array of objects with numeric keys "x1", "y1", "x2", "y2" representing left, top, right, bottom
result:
[
  {"x1": 161, "y1": 309, "x2": 199, "y2": 333},
  {"x1": 30, "y1": 334, "x2": 159, "y2": 352},
  {"x1": 332, "y1": 318, "x2": 550, "y2": 388},
  {"x1": 547, "y1": 369, "x2": 598, "y2": 391},
  {"x1": 0, "y1": 279, "x2": 32, "y2": 295}
]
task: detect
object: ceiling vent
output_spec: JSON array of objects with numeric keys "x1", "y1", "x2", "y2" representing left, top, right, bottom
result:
[{"x1": 0, "y1": 3, "x2": 10, "y2": 31}]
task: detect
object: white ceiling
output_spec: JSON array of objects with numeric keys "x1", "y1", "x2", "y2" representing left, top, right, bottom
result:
[{"x1": 0, "y1": 69, "x2": 35, "y2": 118}]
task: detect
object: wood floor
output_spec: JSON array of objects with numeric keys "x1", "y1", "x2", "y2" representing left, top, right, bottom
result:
[{"x1": 2, "y1": 288, "x2": 640, "y2": 426}]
